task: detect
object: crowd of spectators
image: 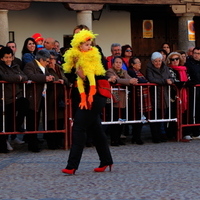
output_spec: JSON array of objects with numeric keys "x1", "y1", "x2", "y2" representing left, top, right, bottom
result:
[{"x1": 0, "y1": 27, "x2": 200, "y2": 153}]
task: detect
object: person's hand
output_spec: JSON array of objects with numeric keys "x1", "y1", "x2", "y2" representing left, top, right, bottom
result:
[
  {"x1": 46, "y1": 75, "x2": 55, "y2": 82},
  {"x1": 130, "y1": 78, "x2": 138, "y2": 85},
  {"x1": 58, "y1": 79, "x2": 64, "y2": 84},
  {"x1": 108, "y1": 75, "x2": 117, "y2": 83},
  {"x1": 76, "y1": 67, "x2": 86, "y2": 80},
  {"x1": 166, "y1": 79, "x2": 173, "y2": 85}
]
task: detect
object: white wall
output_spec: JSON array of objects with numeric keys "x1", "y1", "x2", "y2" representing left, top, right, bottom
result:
[
  {"x1": 8, "y1": 2, "x2": 131, "y2": 58},
  {"x1": 93, "y1": 8, "x2": 131, "y2": 57}
]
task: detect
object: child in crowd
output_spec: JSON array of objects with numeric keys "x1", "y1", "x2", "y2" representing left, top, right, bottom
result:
[
  {"x1": 32, "y1": 33, "x2": 44, "y2": 50},
  {"x1": 63, "y1": 29, "x2": 106, "y2": 109}
]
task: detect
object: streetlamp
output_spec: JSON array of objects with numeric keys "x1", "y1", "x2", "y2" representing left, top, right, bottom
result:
[{"x1": 92, "y1": 10, "x2": 103, "y2": 21}]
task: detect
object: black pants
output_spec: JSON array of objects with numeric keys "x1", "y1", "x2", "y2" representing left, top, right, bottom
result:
[
  {"x1": 26, "y1": 97, "x2": 45, "y2": 150},
  {"x1": 5, "y1": 97, "x2": 29, "y2": 139},
  {"x1": 66, "y1": 94, "x2": 113, "y2": 170},
  {"x1": 132, "y1": 123, "x2": 143, "y2": 141},
  {"x1": 107, "y1": 107, "x2": 126, "y2": 144},
  {"x1": 71, "y1": 87, "x2": 93, "y2": 146},
  {"x1": 149, "y1": 108, "x2": 167, "y2": 141},
  {"x1": 131, "y1": 110, "x2": 148, "y2": 141},
  {"x1": 46, "y1": 119, "x2": 64, "y2": 149},
  {"x1": 0, "y1": 97, "x2": 29, "y2": 153}
]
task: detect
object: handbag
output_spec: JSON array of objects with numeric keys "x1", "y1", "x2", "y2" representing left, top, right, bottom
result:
[
  {"x1": 106, "y1": 89, "x2": 120, "y2": 104},
  {"x1": 112, "y1": 90, "x2": 120, "y2": 102},
  {"x1": 96, "y1": 79, "x2": 112, "y2": 98}
]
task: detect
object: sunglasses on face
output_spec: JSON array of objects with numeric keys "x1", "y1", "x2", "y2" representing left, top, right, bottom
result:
[
  {"x1": 125, "y1": 50, "x2": 132, "y2": 52},
  {"x1": 170, "y1": 57, "x2": 179, "y2": 61}
]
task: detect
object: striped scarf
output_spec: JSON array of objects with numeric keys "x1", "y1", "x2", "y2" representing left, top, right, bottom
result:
[{"x1": 134, "y1": 69, "x2": 152, "y2": 112}]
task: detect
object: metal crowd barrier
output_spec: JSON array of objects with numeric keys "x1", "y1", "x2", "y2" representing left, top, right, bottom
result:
[
  {"x1": 101, "y1": 83, "x2": 180, "y2": 140},
  {"x1": 102, "y1": 83, "x2": 178, "y2": 121},
  {"x1": 0, "y1": 81, "x2": 72, "y2": 150},
  {"x1": 1, "y1": 81, "x2": 197, "y2": 150},
  {"x1": 178, "y1": 84, "x2": 200, "y2": 141}
]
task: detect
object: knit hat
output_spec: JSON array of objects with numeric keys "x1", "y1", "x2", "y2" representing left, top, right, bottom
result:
[
  {"x1": 32, "y1": 33, "x2": 44, "y2": 42},
  {"x1": 151, "y1": 52, "x2": 163, "y2": 61}
]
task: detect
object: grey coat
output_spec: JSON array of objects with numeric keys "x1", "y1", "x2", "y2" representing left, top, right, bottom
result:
[{"x1": 146, "y1": 62, "x2": 174, "y2": 108}]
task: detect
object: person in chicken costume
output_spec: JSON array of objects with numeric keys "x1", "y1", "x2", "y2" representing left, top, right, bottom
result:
[
  {"x1": 63, "y1": 29, "x2": 106, "y2": 109},
  {"x1": 61, "y1": 29, "x2": 114, "y2": 175}
]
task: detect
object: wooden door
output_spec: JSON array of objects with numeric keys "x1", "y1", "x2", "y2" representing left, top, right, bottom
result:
[{"x1": 130, "y1": 5, "x2": 178, "y2": 75}]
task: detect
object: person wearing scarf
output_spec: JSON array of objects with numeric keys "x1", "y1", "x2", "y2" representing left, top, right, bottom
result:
[
  {"x1": 128, "y1": 57, "x2": 152, "y2": 145},
  {"x1": 166, "y1": 52, "x2": 190, "y2": 140}
]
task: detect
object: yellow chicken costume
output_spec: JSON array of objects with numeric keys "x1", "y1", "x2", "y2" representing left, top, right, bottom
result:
[{"x1": 63, "y1": 29, "x2": 106, "y2": 109}]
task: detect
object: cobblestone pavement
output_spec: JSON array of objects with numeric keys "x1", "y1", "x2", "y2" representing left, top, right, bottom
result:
[{"x1": 1, "y1": 130, "x2": 200, "y2": 200}]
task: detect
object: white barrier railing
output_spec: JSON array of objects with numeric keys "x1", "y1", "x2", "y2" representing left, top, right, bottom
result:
[{"x1": 101, "y1": 84, "x2": 177, "y2": 125}]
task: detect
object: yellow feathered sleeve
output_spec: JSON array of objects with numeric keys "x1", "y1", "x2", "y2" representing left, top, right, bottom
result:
[{"x1": 62, "y1": 48, "x2": 81, "y2": 73}]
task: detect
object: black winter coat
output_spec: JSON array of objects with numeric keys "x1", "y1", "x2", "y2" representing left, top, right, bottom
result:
[{"x1": 0, "y1": 61, "x2": 28, "y2": 104}]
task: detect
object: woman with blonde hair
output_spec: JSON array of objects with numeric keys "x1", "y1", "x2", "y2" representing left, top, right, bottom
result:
[{"x1": 166, "y1": 52, "x2": 190, "y2": 140}]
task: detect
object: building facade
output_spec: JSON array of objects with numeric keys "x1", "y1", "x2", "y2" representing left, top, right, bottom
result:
[{"x1": 0, "y1": 0, "x2": 200, "y2": 68}]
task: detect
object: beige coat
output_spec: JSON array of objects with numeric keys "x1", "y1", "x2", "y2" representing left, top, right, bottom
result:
[{"x1": 106, "y1": 68, "x2": 132, "y2": 108}]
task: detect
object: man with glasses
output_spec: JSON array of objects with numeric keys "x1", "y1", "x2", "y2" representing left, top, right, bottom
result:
[
  {"x1": 106, "y1": 43, "x2": 127, "y2": 70},
  {"x1": 23, "y1": 50, "x2": 55, "y2": 152},
  {"x1": 186, "y1": 47, "x2": 200, "y2": 139}
]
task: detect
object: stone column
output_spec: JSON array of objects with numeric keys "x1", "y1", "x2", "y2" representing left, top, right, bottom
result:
[
  {"x1": 77, "y1": 10, "x2": 92, "y2": 30},
  {"x1": 0, "y1": 10, "x2": 9, "y2": 45},
  {"x1": 67, "y1": 3, "x2": 104, "y2": 31},
  {"x1": 178, "y1": 13, "x2": 195, "y2": 52}
]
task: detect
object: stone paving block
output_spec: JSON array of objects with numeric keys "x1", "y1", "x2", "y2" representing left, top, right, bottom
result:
[{"x1": 1, "y1": 137, "x2": 200, "y2": 199}]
